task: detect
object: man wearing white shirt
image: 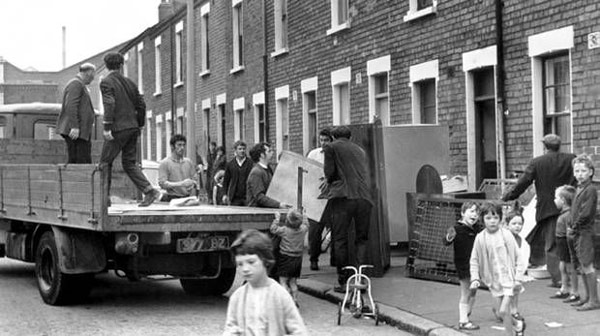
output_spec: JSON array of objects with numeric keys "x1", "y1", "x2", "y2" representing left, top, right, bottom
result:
[{"x1": 306, "y1": 128, "x2": 332, "y2": 270}]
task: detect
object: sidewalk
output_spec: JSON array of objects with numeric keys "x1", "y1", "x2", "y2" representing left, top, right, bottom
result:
[{"x1": 298, "y1": 247, "x2": 599, "y2": 336}]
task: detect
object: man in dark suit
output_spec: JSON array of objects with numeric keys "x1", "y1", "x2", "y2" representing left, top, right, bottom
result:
[
  {"x1": 99, "y1": 52, "x2": 160, "y2": 207},
  {"x1": 502, "y1": 134, "x2": 576, "y2": 287},
  {"x1": 323, "y1": 126, "x2": 373, "y2": 292},
  {"x1": 56, "y1": 63, "x2": 96, "y2": 163},
  {"x1": 222, "y1": 140, "x2": 253, "y2": 206}
]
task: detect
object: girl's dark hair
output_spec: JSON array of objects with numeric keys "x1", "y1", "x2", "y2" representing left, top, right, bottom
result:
[
  {"x1": 480, "y1": 201, "x2": 503, "y2": 220},
  {"x1": 504, "y1": 201, "x2": 524, "y2": 224},
  {"x1": 230, "y1": 229, "x2": 274, "y2": 269}
]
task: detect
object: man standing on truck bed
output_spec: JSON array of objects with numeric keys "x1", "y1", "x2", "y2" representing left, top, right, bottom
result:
[
  {"x1": 222, "y1": 140, "x2": 253, "y2": 206},
  {"x1": 56, "y1": 63, "x2": 96, "y2": 164},
  {"x1": 99, "y1": 52, "x2": 161, "y2": 207},
  {"x1": 158, "y1": 134, "x2": 198, "y2": 202}
]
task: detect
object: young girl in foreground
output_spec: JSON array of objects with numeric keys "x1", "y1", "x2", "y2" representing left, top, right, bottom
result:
[
  {"x1": 444, "y1": 201, "x2": 482, "y2": 330},
  {"x1": 223, "y1": 229, "x2": 308, "y2": 336},
  {"x1": 470, "y1": 202, "x2": 527, "y2": 336}
]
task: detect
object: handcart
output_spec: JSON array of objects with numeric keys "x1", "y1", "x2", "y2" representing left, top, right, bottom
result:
[{"x1": 336, "y1": 265, "x2": 380, "y2": 325}]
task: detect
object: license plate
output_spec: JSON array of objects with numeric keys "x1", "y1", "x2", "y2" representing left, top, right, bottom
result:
[{"x1": 176, "y1": 236, "x2": 229, "y2": 253}]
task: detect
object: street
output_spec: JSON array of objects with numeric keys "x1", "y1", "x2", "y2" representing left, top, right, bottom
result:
[{"x1": 0, "y1": 258, "x2": 413, "y2": 336}]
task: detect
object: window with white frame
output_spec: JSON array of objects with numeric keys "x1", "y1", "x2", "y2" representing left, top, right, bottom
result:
[
  {"x1": 165, "y1": 112, "x2": 172, "y2": 150},
  {"x1": 327, "y1": 0, "x2": 349, "y2": 35},
  {"x1": 275, "y1": 86, "x2": 289, "y2": 155},
  {"x1": 529, "y1": 26, "x2": 573, "y2": 155},
  {"x1": 156, "y1": 115, "x2": 163, "y2": 161},
  {"x1": 232, "y1": 0, "x2": 244, "y2": 70},
  {"x1": 273, "y1": 0, "x2": 288, "y2": 54},
  {"x1": 410, "y1": 60, "x2": 438, "y2": 124},
  {"x1": 404, "y1": 0, "x2": 437, "y2": 22},
  {"x1": 200, "y1": 3, "x2": 210, "y2": 74},
  {"x1": 0, "y1": 116, "x2": 5, "y2": 138},
  {"x1": 203, "y1": 108, "x2": 211, "y2": 144},
  {"x1": 137, "y1": 42, "x2": 144, "y2": 93},
  {"x1": 301, "y1": 76, "x2": 319, "y2": 154},
  {"x1": 253, "y1": 91, "x2": 267, "y2": 143},
  {"x1": 367, "y1": 55, "x2": 390, "y2": 125},
  {"x1": 234, "y1": 98, "x2": 245, "y2": 141},
  {"x1": 217, "y1": 104, "x2": 226, "y2": 148},
  {"x1": 154, "y1": 36, "x2": 162, "y2": 95},
  {"x1": 145, "y1": 112, "x2": 152, "y2": 160},
  {"x1": 175, "y1": 21, "x2": 184, "y2": 85},
  {"x1": 331, "y1": 67, "x2": 351, "y2": 125}
]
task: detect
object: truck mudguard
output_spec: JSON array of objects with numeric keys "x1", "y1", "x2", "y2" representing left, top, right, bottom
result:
[{"x1": 51, "y1": 226, "x2": 106, "y2": 274}]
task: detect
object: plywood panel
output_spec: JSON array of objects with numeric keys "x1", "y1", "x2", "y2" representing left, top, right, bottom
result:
[{"x1": 266, "y1": 151, "x2": 328, "y2": 222}]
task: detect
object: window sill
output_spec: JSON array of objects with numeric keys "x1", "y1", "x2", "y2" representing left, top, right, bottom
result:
[
  {"x1": 326, "y1": 22, "x2": 350, "y2": 36},
  {"x1": 199, "y1": 70, "x2": 211, "y2": 77},
  {"x1": 230, "y1": 65, "x2": 245, "y2": 75},
  {"x1": 153, "y1": 91, "x2": 162, "y2": 97},
  {"x1": 174, "y1": 81, "x2": 184, "y2": 88},
  {"x1": 403, "y1": 6, "x2": 437, "y2": 22},
  {"x1": 271, "y1": 48, "x2": 289, "y2": 58}
]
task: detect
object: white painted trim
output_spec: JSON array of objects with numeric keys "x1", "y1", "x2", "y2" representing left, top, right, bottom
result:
[
  {"x1": 331, "y1": 67, "x2": 351, "y2": 86},
  {"x1": 202, "y1": 98, "x2": 211, "y2": 110},
  {"x1": 176, "y1": 21, "x2": 183, "y2": 33},
  {"x1": 137, "y1": 42, "x2": 144, "y2": 51},
  {"x1": 270, "y1": 48, "x2": 289, "y2": 58},
  {"x1": 462, "y1": 45, "x2": 497, "y2": 72},
  {"x1": 367, "y1": 55, "x2": 391, "y2": 76},
  {"x1": 528, "y1": 26, "x2": 574, "y2": 57},
  {"x1": 464, "y1": 71, "x2": 477, "y2": 191},
  {"x1": 230, "y1": 65, "x2": 245, "y2": 74},
  {"x1": 165, "y1": 111, "x2": 172, "y2": 121},
  {"x1": 409, "y1": 60, "x2": 439, "y2": 83},
  {"x1": 326, "y1": 22, "x2": 350, "y2": 36},
  {"x1": 234, "y1": 109, "x2": 243, "y2": 141},
  {"x1": 232, "y1": 0, "x2": 242, "y2": 7},
  {"x1": 301, "y1": 77, "x2": 318, "y2": 93},
  {"x1": 176, "y1": 107, "x2": 185, "y2": 118},
  {"x1": 233, "y1": 97, "x2": 245, "y2": 111},
  {"x1": 275, "y1": 85, "x2": 289, "y2": 101},
  {"x1": 147, "y1": 110, "x2": 153, "y2": 118},
  {"x1": 253, "y1": 105, "x2": 261, "y2": 143},
  {"x1": 216, "y1": 93, "x2": 227, "y2": 106},
  {"x1": 154, "y1": 36, "x2": 162, "y2": 46},
  {"x1": 201, "y1": 2, "x2": 210, "y2": 16},
  {"x1": 253, "y1": 91, "x2": 265, "y2": 105}
]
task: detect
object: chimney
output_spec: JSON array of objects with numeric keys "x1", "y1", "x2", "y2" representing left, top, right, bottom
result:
[
  {"x1": 158, "y1": 0, "x2": 175, "y2": 22},
  {"x1": 62, "y1": 26, "x2": 66, "y2": 69}
]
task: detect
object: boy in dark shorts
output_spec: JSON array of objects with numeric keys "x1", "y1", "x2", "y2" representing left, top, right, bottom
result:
[
  {"x1": 569, "y1": 155, "x2": 600, "y2": 311},
  {"x1": 270, "y1": 209, "x2": 309, "y2": 307},
  {"x1": 551, "y1": 185, "x2": 578, "y2": 300}
]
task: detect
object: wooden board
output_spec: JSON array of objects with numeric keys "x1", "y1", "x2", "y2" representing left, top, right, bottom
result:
[{"x1": 266, "y1": 151, "x2": 328, "y2": 222}]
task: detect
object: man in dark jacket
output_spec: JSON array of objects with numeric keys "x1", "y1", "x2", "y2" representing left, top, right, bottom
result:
[
  {"x1": 502, "y1": 134, "x2": 576, "y2": 287},
  {"x1": 246, "y1": 142, "x2": 290, "y2": 208},
  {"x1": 99, "y1": 52, "x2": 160, "y2": 207},
  {"x1": 323, "y1": 126, "x2": 373, "y2": 292},
  {"x1": 56, "y1": 63, "x2": 96, "y2": 163},
  {"x1": 222, "y1": 140, "x2": 253, "y2": 206}
]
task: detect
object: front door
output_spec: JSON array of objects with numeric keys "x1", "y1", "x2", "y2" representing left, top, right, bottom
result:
[{"x1": 473, "y1": 68, "x2": 497, "y2": 189}]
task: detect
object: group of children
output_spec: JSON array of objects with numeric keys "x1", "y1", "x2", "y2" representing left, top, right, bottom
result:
[
  {"x1": 446, "y1": 154, "x2": 599, "y2": 336},
  {"x1": 223, "y1": 208, "x2": 310, "y2": 336}
]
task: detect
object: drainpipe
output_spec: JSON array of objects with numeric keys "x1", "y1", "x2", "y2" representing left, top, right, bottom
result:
[
  {"x1": 262, "y1": 0, "x2": 270, "y2": 142},
  {"x1": 495, "y1": 0, "x2": 507, "y2": 184},
  {"x1": 170, "y1": 21, "x2": 176, "y2": 136},
  {"x1": 185, "y1": 0, "x2": 196, "y2": 166}
]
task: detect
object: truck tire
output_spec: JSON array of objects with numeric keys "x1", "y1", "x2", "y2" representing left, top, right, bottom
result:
[
  {"x1": 180, "y1": 268, "x2": 236, "y2": 296},
  {"x1": 35, "y1": 231, "x2": 93, "y2": 305}
]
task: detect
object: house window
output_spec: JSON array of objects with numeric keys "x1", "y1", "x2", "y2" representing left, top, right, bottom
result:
[
  {"x1": 333, "y1": 83, "x2": 350, "y2": 125},
  {"x1": 233, "y1": 97, "x2": 245, "y2": 141},
  {"x1": 218, "y1": 104, "x2": 226, "y2": 148},
  {"x1": 277, "y1": 98, "x2": 289, "y2": 153},
  {"x1": 203, "y1": 107, "x2": 211, "y2": 144},
  {"x1": 404, "y1": 0, "x2": 437, "y2": 22},
  {"x1": 145, "y1": 113, "x2": 152, "y2": 160},
  {"x1": 175, "y1": 21, "x2": 184, "y2": 85},
  {"x1": 304, "y1": 91, "x2": 318, "y2": 150},
  {"x1": 327, "y1": 0, "x2": 349, "y2": 35},
  {"x1": 410, "y1": 60, "x2": 438, "y2": 124},
  {"x1": 156, "y1": 116, "x2": 163, "y2": 161},
  {"x1": 200, "y1": 3, "x2": 210, "y2": 74},
  {"x1": 165, "y1": 112, "x2": 172, "y2": 152},
  {"x1": 232, "y1": 1, "x2": 244, "y2": 70},
  {"x1": 137, "y1": 43, "x2": 144, "y2": 93},
  {"x1": 543, "y1": 54, "x2": 571, "y2": 151},
  {"x1": 154, "y1": 37, "x2": 162, "y2": 95},
  {"x1": 417, "y1": 79, "x2": 436, "y2": 124},
  {"x1": 253, "y1": 91, "x2": 267, "y2": 143},
  {"x1": 274, "y1": 0, "x2": 288, "y2": 53}
]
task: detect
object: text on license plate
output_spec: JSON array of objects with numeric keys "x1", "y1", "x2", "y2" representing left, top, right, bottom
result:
[{"x1": 176, "y1": 236, "x2": 229, "y2": 253}]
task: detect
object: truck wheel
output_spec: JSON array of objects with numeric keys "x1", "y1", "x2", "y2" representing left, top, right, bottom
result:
[
  {"x1": 180, "y1": 268, "x2": 236, "y2": 296},
  {"x1": 35, "y1": 231, "x2": 93, "y2": 305}
]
